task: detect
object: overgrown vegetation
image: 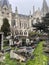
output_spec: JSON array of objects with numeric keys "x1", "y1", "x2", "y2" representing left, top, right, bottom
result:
[
  {"x1": 0, "y1": 41, "x2": 48, "y2": 65},
  {"x1": 26, "y1": 41, "x2": 48, "y2": 65},
  {"x1": 1, "y1": 18, "x2": 10, "y2": 37}
]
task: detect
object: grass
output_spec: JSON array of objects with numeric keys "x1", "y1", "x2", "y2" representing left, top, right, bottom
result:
[
  {"x1": 26, "y1": 41, "x2": 48, "y2": 65},
  {"x1": 3, "y1": 52, "x2": 25, "y2": 65},
  {"x1": 4, "y1": 53, "x2": 17, "y2": 65}
]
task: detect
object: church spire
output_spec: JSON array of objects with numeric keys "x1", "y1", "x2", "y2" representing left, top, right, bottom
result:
[
  {"x1": 33, "y1": 6, "x2": 35, "y2": 14},
  {"x1": 42, "y1": 0, "x2": 49, "y2": 16},
  {"x1": 1, "y1": 0, "x2": 10, "y2": 7},
  {"x1": 15, "y1": 6, "x2": 18, "y2": 14}
]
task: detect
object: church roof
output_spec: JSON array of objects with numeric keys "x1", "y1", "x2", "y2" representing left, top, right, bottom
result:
[
  {"x1": 1, "y1": 0, "x2": 10, "y2": 7},
  {"x1": 18, "y1": 14, "x2": 29, "y2": 19}
]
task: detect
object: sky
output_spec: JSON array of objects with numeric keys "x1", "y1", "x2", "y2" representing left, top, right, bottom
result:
[{"x1": 9, "y1": 0, "x2": 49, "y2": 15}]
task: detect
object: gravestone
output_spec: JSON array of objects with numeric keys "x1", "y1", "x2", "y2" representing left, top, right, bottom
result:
[
  {"x1": 0, "y1": 32, "x2": 4, "y2": 51},
  {"x1": 26, "y1": 38, "x2": 30, "y2": 46}
]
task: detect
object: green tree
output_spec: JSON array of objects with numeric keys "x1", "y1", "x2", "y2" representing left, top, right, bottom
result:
[
  {"x1": 33, "y1": 13, "x2": 49, "y2": 33},
  {"x1": 1, "y1": 18, "x2": 10, "y2": 37},
  {"x1": 42, "y1": 13, "x2": 49, "y2": 33}
]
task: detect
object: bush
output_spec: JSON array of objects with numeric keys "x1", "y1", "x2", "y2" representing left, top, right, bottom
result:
[{"x1": 26, "y1": 41, "x2": 48, "y2": 65}]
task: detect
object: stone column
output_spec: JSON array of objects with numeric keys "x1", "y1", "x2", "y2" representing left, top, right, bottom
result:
[
  {"x1": 1, "y1": 34, "x2": 3, "y2": 50},
  {"x1": 23, "y1": 31, "x2": 24, "y2": 36},
  {"x1": 27, "y1": 31, "x2": 28, "y2": 37}
]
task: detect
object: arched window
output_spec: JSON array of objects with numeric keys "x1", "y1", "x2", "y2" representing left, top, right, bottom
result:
[
  {"x1": 24, "y1": 23, "x2": 27, "y2": 29},
  {"x1": 20, "y1": 21, "x2": 21, "y2": 28},
  {"x1": 20, "y1": 31, "x2": 23, "y2": 35},
  {"x1": 24, "y1": 31, "x2": 27, "y2": 35},
  {"x1": 15, "y1": 30, "x2": 19, "y2": 35}
]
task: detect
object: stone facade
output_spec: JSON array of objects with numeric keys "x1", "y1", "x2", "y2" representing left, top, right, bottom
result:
[{"x1": 0, "y1": 0, "x2": 49, "y2": 36}]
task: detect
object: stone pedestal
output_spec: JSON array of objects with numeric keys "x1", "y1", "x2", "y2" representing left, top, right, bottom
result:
[{"x1": 0, "y1": 32, "x2": 4, "y2": 50}]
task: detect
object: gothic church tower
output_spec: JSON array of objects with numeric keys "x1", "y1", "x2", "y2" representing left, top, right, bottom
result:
[
  {"x1": 42, "y1": 0, "x2": 49, "y2": 16},
  {"x1": 0, "y1": 0, "x2": 12, "y2": 29}
]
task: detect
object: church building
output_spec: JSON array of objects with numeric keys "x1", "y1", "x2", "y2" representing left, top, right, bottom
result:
[{"x1": 0, "y1": 0, "x2": 49, "y2": 37}]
